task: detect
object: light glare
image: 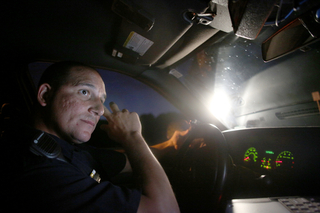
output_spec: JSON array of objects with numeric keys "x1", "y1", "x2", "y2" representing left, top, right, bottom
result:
[{"x1": 209, "y1": 89, "x2": 231, "y2": 120}]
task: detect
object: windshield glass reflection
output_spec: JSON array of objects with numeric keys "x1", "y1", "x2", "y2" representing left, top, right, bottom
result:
[{"x1": 173, "y1": 28, "x2": 320, "y2": 129}]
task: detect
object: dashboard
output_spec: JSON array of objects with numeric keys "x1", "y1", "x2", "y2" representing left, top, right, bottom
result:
[
  {"x1": 243, "y1": 147, "x2": 294, "y2": 171},
  {"x1": 223, "y1": 127, "x2": 320, "y2": 198}
]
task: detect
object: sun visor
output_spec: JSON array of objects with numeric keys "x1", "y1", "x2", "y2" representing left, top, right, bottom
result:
[
  {"x1": 110, "y1": 0, "x2": 212, "y2": 66},
  {"x1": 207, "y1": 0, "x2": 277, "y2": 40},
  {"x1": 228, "y1": 0, "x2": 277, "y2": 39},
  {"x1": 206, "y1": 0, "x2": 233, "y2": 33}
]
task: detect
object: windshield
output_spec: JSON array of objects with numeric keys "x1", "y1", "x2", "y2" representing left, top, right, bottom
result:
[{"x1": 172, "y1": 26, "x2": 320, "y2": 129}]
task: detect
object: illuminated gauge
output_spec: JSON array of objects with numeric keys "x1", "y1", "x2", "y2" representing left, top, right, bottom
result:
[
  {"x1": 261, "y1": 157, "x2": 272, "y2": 169},
  {"x1": 275, "y1": 151, "x2": 294, "y2": 169},
  {"x1": 244, "y1": 147, "x2": 258, "y2": 163}
]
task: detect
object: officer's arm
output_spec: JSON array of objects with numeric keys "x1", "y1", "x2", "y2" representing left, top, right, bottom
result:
[{"x1": 101, "y1": 103, "x2": 180, "y2": 213}]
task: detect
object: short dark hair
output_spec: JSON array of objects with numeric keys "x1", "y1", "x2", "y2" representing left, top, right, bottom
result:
[{"x1": 38, "y1": 61, "x2": 97, "y2": 90}]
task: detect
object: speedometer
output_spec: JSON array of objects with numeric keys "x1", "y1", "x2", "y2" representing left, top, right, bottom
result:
[
  {"x1": 276, "y1": 151, "x2": 294, "y2": 169},
  {"x1": 244, "y1": 147, "x2": 258, "y2": 163}
]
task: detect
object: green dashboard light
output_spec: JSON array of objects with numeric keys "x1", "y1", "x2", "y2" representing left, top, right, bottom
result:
[
  {"x1": 265, "y1": 150, "x2": 274, "y2": 154},
  {"x1": 261, "y1": 157, "x2": 272, "y2": 169},
  {"x1": 244, "y1": 147, "x2": 258, "y2": 162},
  {"x1": 276, "y1": 151, "x2": 294, "y2": 168}
]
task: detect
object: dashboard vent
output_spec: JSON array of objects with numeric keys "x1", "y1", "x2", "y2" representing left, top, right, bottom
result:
[{"x1": 276, "y1": 107, "x2": 319, "y2": 120}]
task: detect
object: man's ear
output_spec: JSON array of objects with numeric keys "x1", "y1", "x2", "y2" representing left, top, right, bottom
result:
[{"x1": 37, "y1": 83, "x2": 52, "y2": 107}]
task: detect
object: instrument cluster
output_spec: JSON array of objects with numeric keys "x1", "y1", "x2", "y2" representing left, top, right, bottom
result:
[{"x1": 243, "y1": 147, "x2": 294, "y2": 170}]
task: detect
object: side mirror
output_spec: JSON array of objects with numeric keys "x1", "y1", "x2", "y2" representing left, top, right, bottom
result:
[{"x1": 262, "y1": 9, "x2": 320, "y2": 62}]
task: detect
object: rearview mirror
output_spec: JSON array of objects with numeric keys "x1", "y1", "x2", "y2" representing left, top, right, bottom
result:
[{"x1": 262, "y1": 11, "x2": 320, "y2": 62}]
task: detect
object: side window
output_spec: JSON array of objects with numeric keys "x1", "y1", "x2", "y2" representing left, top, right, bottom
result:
[{"x1": 28, "y1": 62, "x2": 184, "y2": 147}]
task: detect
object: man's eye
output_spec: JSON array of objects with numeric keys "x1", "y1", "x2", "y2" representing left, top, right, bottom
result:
[{"x1": 80, "y1": 89, "x2": 89, "y2": 96}]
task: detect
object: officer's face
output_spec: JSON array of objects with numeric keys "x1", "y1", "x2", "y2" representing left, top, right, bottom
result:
[{"x1": 49, "y1": 67, "x2": 106, "y2": 144}]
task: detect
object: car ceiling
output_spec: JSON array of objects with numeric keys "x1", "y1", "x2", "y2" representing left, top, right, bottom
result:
[
  {"x1": 2, "y1": 0, "x2": 220, "y2": 74},
  {"x1": 3, "y1": 0, "x2": 319, "y2": 70},
  {"x1": 2, "y1": 0, "x2": 293, "y2": 72},
  {"x1": 2, "y1": 0, "x2": 144, "y2": 75}
]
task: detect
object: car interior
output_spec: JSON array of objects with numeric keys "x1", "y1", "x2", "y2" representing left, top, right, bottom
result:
[{"x1": 1, "y1": 0, "x2": 320, "y2": 212}]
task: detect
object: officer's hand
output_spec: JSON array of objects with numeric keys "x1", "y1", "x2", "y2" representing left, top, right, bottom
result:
[{"x1": 100, "y1": 102, "x2": 142, "y2": 145}]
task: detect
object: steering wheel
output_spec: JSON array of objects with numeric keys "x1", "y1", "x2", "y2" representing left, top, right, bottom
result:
[{"x1": 170, "y1": 123, "x2": 229, "y2": 213}]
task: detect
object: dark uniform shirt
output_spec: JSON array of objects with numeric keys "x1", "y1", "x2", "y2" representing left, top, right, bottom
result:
[{"x1": 1, "y1": 127, "x2": 141, "y2": 213}]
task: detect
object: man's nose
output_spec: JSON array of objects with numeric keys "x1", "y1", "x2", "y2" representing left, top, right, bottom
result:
[{"x1": 90, "y1": 99, "x2": 104, "y2": 117}]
